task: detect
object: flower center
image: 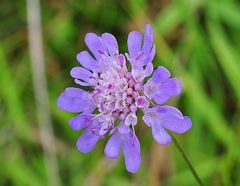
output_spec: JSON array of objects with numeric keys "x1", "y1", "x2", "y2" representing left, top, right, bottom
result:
[{"x1": 92, "y1": 67, "x2": 144, "y2": 120}]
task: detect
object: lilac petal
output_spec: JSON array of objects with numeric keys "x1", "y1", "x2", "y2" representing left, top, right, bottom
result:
[
  {"x1": 144, "y1": 62, "x2": 154, "y2": 77},
  {"x1": 101, "y1": 33, "x2": 118, "y2": 56},
  {"x1": 144, "y1": 66, "x2": 181, "y2": 104},
  {"x1": 152, "y1": 66, "x2": 170, "y2": 82},
  {"x1": 117, "y1": 124, "x2": 130, "y2": 134},
  {"x1": 57, "y1": 88, "x2": 96, "y2": 113},
  {"x1": 132, "y1": 62, "x2": 153, "y2": 82},
  {"x1": 142, "y1": 24, "x2": 154, "y2": 55},
  {"x1": 122, "y1": 131, "x2": 141, "y2": 173},
  {"x1": 104, "y1": 133, "x2": 121, "y2": 159},
  {"x1": 142, "y1": 107, "x2": 172, "y2": 144},
  {"x1": 144, "y1": 67, "x2": 170, "y2": 96},
  {"x1": 142, "y1": 44, "x2": 156, "y2": 65},
  {"x1": 69, "y1": 113, "x2": 94, "y2": 130},
  {"x1": 85, "y1": 33, "x2": 106, "y2": 60},
  {"x1": 152, "y1": 78, "x2": 182, "y2": 104},
  {"x1": 162, "y1": 116, "x2": 192, "y2": 134},
  {"x1": 76, "y1": 127, "x2": 100, "y2": 153},
  {"x1": 110, "y1": 127, "x2": 118, "y2": 135},
  {"x1": 76, "y1": 51, "x2": 101, "y2": 72},
  {"x1": 151, "y1": 123, "x2": 172, "y2": 144},
  {"x1": 156, "y1": 106, "x2": 192, "y2": 134},
  {"x1": 70, "y1": 67, "x2": 91, "y2": 80},
  {"x1": 70, "y1": 67, "x2": 97, "y2": 86},
  {"x1": 143, "y1": 106, "x2": 191, "y2": 144},
  {"x1": 128, "y1": 31, "x2": 142, "y2": 58}
]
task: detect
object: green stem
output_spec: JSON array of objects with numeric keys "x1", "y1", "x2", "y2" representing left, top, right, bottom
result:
[
  {"x1": 149, "y1": 100, "x2": 204, "y2": 185},
  {"x1": 170, "y1": 133, "x2": 204, "y2": 186}
]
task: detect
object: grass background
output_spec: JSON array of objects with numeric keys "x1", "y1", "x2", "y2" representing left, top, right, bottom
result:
[{"x1": 0, "y1": 0, "x2": 240, "y2": 185}]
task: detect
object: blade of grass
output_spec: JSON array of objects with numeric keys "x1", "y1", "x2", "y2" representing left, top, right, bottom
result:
[
  {"x1": 0, "y1": 43, "x2": 31, "y2": 140},
  {"x1": 26, "y1": 0, "x2": 61, "y2": 185},
  {"x1": 207, "y1": 22, "x2": 240, "y2": 103}
]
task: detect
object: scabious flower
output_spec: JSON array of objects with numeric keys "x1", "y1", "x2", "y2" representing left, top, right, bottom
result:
[{"x1": 57, "y1": 24, "x2": 192, "y2": 173}]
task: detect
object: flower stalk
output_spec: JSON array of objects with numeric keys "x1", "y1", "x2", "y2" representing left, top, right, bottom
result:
[
  {"x1": 150, "y1": 100, "x2": 203, "y2": 185},
  {"x1": 170, "y1": 133, "x2": 204, "y2": 186}
]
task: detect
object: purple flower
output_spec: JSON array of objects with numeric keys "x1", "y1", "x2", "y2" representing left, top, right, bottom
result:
[{"x1": 57, "y1": 24, "x2": 192, "y2": 173}]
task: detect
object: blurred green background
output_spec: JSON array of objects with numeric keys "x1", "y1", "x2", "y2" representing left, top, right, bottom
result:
[{"x1": 1, "y1": 0, "x2": 240, "y2": 185}]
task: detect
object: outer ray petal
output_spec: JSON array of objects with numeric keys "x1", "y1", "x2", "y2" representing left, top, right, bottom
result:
[
  {"x1": 127, "y1": 31, "x2": 142, "y2": 58},
  {"x1": 122, "y1": 131, "x2": 141, "y2": 173},
  {"x1": 76, "y1": 127, "x2": 100, "y2": 153},
  {"x1": 104, "y1": 133, "x2": 121, "y2": 159},
  {"x1": 69, "y1": 113, "x2": 94, "y2": 130},
  {"x1": 85, "y1": 33, "x2": 107, "y2": 60},
  {"x1": 76, "y1": 50, "x2": 101, "y2": 72},
  {"x1": 57, "y1": 88, "x2": 96, "y2": 113},
  {"x1": 102, "y1": 33, "x2": 119, "y2": 56}
]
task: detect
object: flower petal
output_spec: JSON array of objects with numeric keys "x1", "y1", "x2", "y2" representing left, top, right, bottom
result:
[
  {"x1": 104, "y1": 133, "x2": 121, "y2": 159},
  {"x1": 151, "y1": 123, "x2": 172, "y2": 144},
  {"x1": 142, "y1": 24, "x2": 154, "y2": 55},
  {"x1": 143, "y1": 106, "x2": 191, "y2": 143},
  {"x1": 142, "y1": 44, "x2": 156, "y2": 65},
  {"x1": 143, "y1": 61, "x2": 154, "y2": 77},
  {"x1": 144, "y1": 66, "x2": 181, "y2": 104},
  {"x1": 76, "y1": 127, "x2": 100, "y2": 153},
  {"x1": 131, "y1": 62, "x2": 153, "y2": 82},
  {"x1": 57, "y1": 88, "x2": 96, "y2": 113},
  {"x1": 143, "y1": 107, "x2": 172, "y2": 144},
  {"x1": 152, "y1": 66, "x2": 171, "y2": 82},
  {"x1": 76, "y1": 50, "x2": 101, "y2": 72},
  {"x1": 69, "y1": 113, "x2": 94, "y2": 130},
  {"x1": 85, "y1": 33, "x2": 106, "y2": 60},
  {"x1": 70, "y1": 67, "x2": 97, "y2": 86},
  {"x1": 152, "y1": 78, "x2": 182, "y2": 104},
  {"x1": 101, "y1": 33, "x2": 118, "y2": 56},
  {"x1": 70, "y1": 66, "x2": 91, "y2": 80},
  {"x1": 156, "y1": 106, "x2": 192, "y2": 134},
  {"x1": 127, "y1": 31, "x2": 142, "y2": 58},
  {"x1": 122, "y1": 131, "x2": 141, "y2": 173},
  {"x1": 117, "y1": 124, "x2": 130, "y2": 134}
]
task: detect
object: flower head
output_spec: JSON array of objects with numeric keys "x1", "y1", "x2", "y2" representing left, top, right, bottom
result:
[{"x1": 57, "y1": 24, "x2": 192, "y2": 173}]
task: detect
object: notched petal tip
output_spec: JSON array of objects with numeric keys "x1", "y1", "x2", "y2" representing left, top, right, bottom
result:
[
  {"x1": 76, "y1": 50, "x2": 101, "y2": 72},
  {"x1": 101, "y1": 33, "x2": 119, "y2": 56},
  {"x1": 85, "y1": 32, "x2": 106, "y2": 60}
]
